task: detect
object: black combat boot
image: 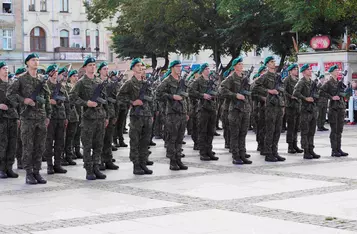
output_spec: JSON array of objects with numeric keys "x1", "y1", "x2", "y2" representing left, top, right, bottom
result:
[
  {"x1": 309, "y1": 148, "x2": 321, "y2": 159},
  {"x1": 75, "y1": 147, "x2": 83, "y2": 159},
  {"x1": 274, "y1": 153, "x2": 286, "y2": 161},
  {"x1": 149, "y1": 140, "x2": 156, "y2": 146},
  {"x1": 133, "y1": 163, "x2": 145, "y2": 175},
  {"x1": 105, "y1": 161, "x2": 119, "y2": 170},
  {"x1": 33, "y1": 170, "x2": 47, "y2": 184},
  {"x1": 140, "y1": 164, "x2": 153, "y2": 174},
  {"x1": 265, "y1": 154, "x2": 278, "y2": 162},
  {"x1": 113, "y1": 138, "x2": 120, "y2": 147},
  {"x1": 86, "y1": 166, "x2": 96, "y2": 180},
  {"x1": 54, "y1": 165, "x2": 67, "y2": 174},
  {"x1": 293, "y1": 141, "x2": 304, "y2": 153},
  {"x1": 288, "y1": 143, "x2": 297, "y2": 154},
  {"x1": 99, "y1": 162, "x2": 106, "y2": 171},
  {"x1": 0, "y1": 170, "x2": 7, "y2": 179},
  {"x1": 146, "y1": 160, "x2": 154, "y2": 166},
  {"x1": 119, "y1": 141, "x2": 128, "y2": 147},
  {"x1": 111, "y1": 145, "x2": 118, "y2": 151},
  {"x1": 26, "y1": 170, "x2": 37, "y2": 185},
  {"x1": 112, "y1": 158, "x2": 116, "y2": 162},
  {"x1": 47, "y1": 165, "x2": 55, "y2": 175},
  {"x1": 214, "y1": 132, "x2": 220, "y2": 136},
  {"x1": 225, "y1": 144, "x2": 230, "y2": 149},
  {"x1": 245, "y1": 153, "x2": 251, "y2": 158},
  {"x1": 93, "y1": 165, "x2": 107, "y2": 179},
  {"x1": 61, "y1": 158, "x2": 69, "y2": 166},
  {"x1": 200, "y1": 155, "x2": 211, "y2": 161},
  {"x1": 338, "y1": 149, "x2": 349, "y2": 157},
  {"x1": 193, "y1": 144, "x2": 199, "y2": 150},
  {"x1": 331, "y1": 150, "x2": 341, "y2": 157},
  {"x1": 177, "y1": 158, "x2": 188, "y2": 170},
  {"x1": 322, "y1": 127, "x2": 329, "y2": 131},
  {"x1": 169, "y1": 159, "x2": 180, "y2": 171},
  {"x1": 232, "y1": 154, "x2": 244, "y2": 165},
  {"x1": 65, "y1": 155, "x2": 77, "y2": 166},
  {"x1": 6, "y1": 167, "x2": 19, "y2": 178},
  {"x1": 303, "y1": 149, "x2": 313, "y2": 159},
  {"x1": 240, "y1": 155, "x2": 252, "y2": 164},
  {"x1": 208, "y1": 152, "x2": 219, "y2": 161}
]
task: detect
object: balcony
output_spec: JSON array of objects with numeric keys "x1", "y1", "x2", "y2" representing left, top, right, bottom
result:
[
  {"x1": 0, "y1": 14, "x2": 15, "y2": 27},
  {"x1": 54, "y1": 47, "x2": 106, "y2": 61}
]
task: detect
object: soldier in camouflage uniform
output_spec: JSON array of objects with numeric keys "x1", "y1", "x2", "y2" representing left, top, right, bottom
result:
[
  {"x1": 189, "y1": 63, "x2": 219, "y2": 161},
  {"x1": 319, "y1": 65, "x2": 348, "y2": 157},
  {"x1": 186, "y1": 68, "x2": 200, "y2": 150},
  {"x1": 156, "y1": 60, "x2": 189, "y2": 170},
  {"x1": 220, "y1": 57, "x2": 252, "y2": 164},
  {"x1": 284, "y1": 64, "x2": 303, "y2": 154},
  {"x1": 7, "y1": 53, "x2": 51, "y2": 184},
  {"x1": 44, "y1": 65, "x2": 70, "y2": 174},
  {"x1": 69, "y1": 57, "x2": 108, "y2": 180},
  {"x1": 252, "y1": 56, "x2": 286, "y2": 162},
  {"x1": 0, "y1": 62, "x2": 19, "y2": 178},
  {"x1": 316, "y1": 75, "x2": 329, "y2": 131},
  {"x1": 98, "y1": 63, "x2": 120, "y2": 170},
  {"x1": 293, "y1": 64, "x2": 320, "y2": 159},
  {"x1": 117, "y1": 58, "x2": 153, "y2": 175}
]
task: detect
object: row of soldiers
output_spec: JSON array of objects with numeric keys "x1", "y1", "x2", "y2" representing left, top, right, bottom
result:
[{"x1": 0, "y1": 53, "x2": 350, "y2": 184}]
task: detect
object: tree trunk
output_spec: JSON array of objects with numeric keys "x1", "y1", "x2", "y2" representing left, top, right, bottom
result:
[
  {"x1": 277, "y1": 52, "x2": 287, "y2": 72},
  {"x1": 151, "y1": 53, "x2": 157, "y2": 69},
  {"x1": 162, "y1": 51, "x2": 169, "y2": 70}
]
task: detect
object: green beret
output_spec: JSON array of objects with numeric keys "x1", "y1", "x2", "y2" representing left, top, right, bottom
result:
[
  {"x1": 300, "y1": 64, "x2": 309, "y2": 73},
  {"x1": 199, "y1": 63, "x2": 209, "y2": 74},
  {"x1": 169, "y1": 60, "x2": 181, "y2": 69},
  {"x1": 83, "y1": 57, "x2": 96, "y2": 67},
  {"x1": 130, "y1": 58, "x2": 142, "y2": 70},
  {"x1": 68, "y1": 70, "x2": 78, "y2": 78},
  {"x1": 58, "y1": 67, "x2": 68, "y2": 75},
  {"x1": 46, "y1": 64, "x2": 58, "y2": 74},
  {"x1": 161, "y1": 70, "x2": 171, "y2": 81},
  {"x1": 264, "y1": 56, "x2": 274, "y2": 66},
  {"x1": 110, "y1": 70, "x2": 118, "y2": 77},
  {"x1": 25, "y1": 53, "x2": 39, "y2": 64},
  {"x1": 192, "y1": 67, "x2": 200, "y2": 75},
  {"x1": 15, "y1": 67, "x2": 26, "y2": 75},
  {"x1": 0, "y1": 61, "x2": 7, "y2": 69},
  {"x1": 97, "y1": 62, "x2": 108, "y2": 73},
  {"x1": 232, "y1": 56, "x2": 243, "y2": 67},
  {"x1": 287, "y1": 64, "x2": 298, "y2": 72},
  {"x1": 253, "y1": 74, "x2": 259, "y2": 79},
  {"x1": 257, "y1": 65, "x2": 267, "y2": 74},
  {"x1": 223, "y1": 67, "x2": 234, "y2": 78},
  {"x1": 319, "y1": 75, "x2": 325, "y2": 79},
  {"x1": 328, "y1": 65, "x2": 338, "y2": 73},
  {"x1": 8, "y1": 73, "x2": 15, "y2": 79}
]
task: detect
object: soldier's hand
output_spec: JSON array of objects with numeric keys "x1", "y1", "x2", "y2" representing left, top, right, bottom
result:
[
  {"x1": 236, "y1": 93, "x2": 245, "y2": 100},
  {"x1": 203, "y1": 93, "x2": 212, "y2": 100},
  {"x1": 0, "y1": 104, "x2": 8, "y2": 110},
  {"x1": 186, "y1": 115, "x2": 189, "y2": 121},
  {"x1": 64, "y1": 119, "x2": 68, "y2": 129},
  {"x1": 132, "y1": 99, "x2": 143, "y2": 106},
  {"x1": 24, "y1": 98, "x2": 35, "y2": 106},
  {"x1": 50, "y1": 99, "x2": 57, "y2": 105},
  {"x1": 268, "y1": 89, "x2": 279, "y2": 95},
  {"x1": 173, "y1": 95, "x2": 183, "y2": 101},
  {"x1": 17, "y1": 120, "x2": 20, "y2": 128},
  {"x1": 332, "y1": 96, "x2": 340, "y2": 101},
  {"x1": 305, "y1": 97, "x2": 314, "y2": 102},
  {"x1": 45, "y1": 118, "x2": 50, "y2": 128},
  {"x1": 105, "y1": 119, "x2": 109, "y2": 128},
  {"x1": 87, "y1": 100, "x2": 98, "y2": 107}
]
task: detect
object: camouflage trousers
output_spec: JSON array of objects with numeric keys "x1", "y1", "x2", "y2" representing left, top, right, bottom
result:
[
  {"x1": 65, "y1": 121, "x2": 78, "y2": 156},
  {"x1": 256, "y1": 102, "x2": 266, "y2": 149},
  {"x1": 221, "y1": 109, "x2": 230, "y2": 148},
  {"x1": 0, "y1": 118, "x2": 18, "y2": 171},
  {"x1": 114, "y1": 108, "x2": 128, "y2": 143},
  {"x1": 264, "y1": 106, "x2": 283, "y2": 154},
  {"x1": 45, "y1": 119, "x2": 65, "y2": 166},
  {"x1": 21, "y1": 118, "x2": 47, "y2": 172},
  {"x1": 317, "y1": 103, "x2": 328, "y2": 129},
  {"x1": 198, "y1": 109, "x2": 216, "y2": 156},
  {"x1": 328, "y1": 108, "x2": 345, "y2": 151},
  {"x1": 216, "y1": 99, "x2": 223, "y2": 128},
  {"x1": 252, "y1": 100, "x2": 259, "y2": 133},
  {"x1": 129, "y1": 116, "x2": 152, "y2": 164},
  {"x1": 73, "y1": 118, "x2": 81, "y2": 150},
  {"x1": 285, "y1": 107, "x2": 300, "y2": 143},
  {"x1": 190, "y1": 112, "x2": 198, "y2": 146},
  {"x1": 229, "y1": 109, "x2": 250, "y2": 159},
  {"x1": 16, "y1": 128, "x2": 22, "y2": 164},
  {"x1": 165, "y1": 114, "x2": 186, "y2": 160},
  {"x1": 153, "y1": 111, "x2": 164, "y2": 138},
  {"x1": 300, "y1": 110, "x2": 317, "y2": 150},
  {"x1": 81, "y1": 118, "x2": 105, "y2": 169},
  {"x1": 102, "y1": 118, "x2": 116, "y2": 163}
]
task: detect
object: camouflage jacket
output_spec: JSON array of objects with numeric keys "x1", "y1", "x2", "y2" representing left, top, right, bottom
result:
[
  {"x1": 218, "y1": 79, "x2": 231, "y2": 112},
  {"x1": 316, "y1": 82, "x2": 329, "y2": 105},
  {"x1": 64, "y1": 82, "x2": 79, "y2": 122},
  {"x1": 219, "y1": 72, "x2": 250, "y2": 112},
  {"x1": 7, "y1": 72, "x2": 51, "y2": 120},
  {"x1": 117, "y1": 76, "x2": 152, "y2": 117},
  {"x1": 187, "y1": 78, "x2": 198, "y2": 115},
  {"x1": 252, "y1": 71, "x2": 285, "y2": 107},
  {"x1": 284, "y1": 75, "x2": 301, "y2": 110},
  {"x1": 69, "y1": 75, "x2": 108, "y2": 120},
  {"x1": 156, "y1": 75, "x2": 187, "y2": 115},
  {"x1": 319, "y1": 76, "x2": 345, "y2": 110},
  {"x1": 104, "y1": 79, "x2": 120, "y2": 119},
  {"x1": 47, "y1": 80, "x2": 70, "y2": 120},
  {"x1": 188, "y1": 75, "x2": 216, "y2": 112},
  {"x1": 293, "y1": 76, "x2": 315, "y2": 112},
  {"x1": 0, "y1": 79, "x2": 18, "y2": 119}
]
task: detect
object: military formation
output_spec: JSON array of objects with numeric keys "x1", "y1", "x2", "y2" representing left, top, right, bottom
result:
[{"x1": 0, "y1": 53, "x2": 351, "y2": 184}]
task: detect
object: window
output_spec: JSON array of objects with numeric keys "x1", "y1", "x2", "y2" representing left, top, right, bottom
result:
[
  {"x1": 85, "y1": 29, "x2": 90, "y2": 48},
  {"x1": 95, "y1": 29, "x2": 99, "y2": 48},
  {"x1": 60, "y1": 30, "x2": 69, "y2": 47},
  {"x1": 29, "y1": 0, "x2": 35, "y2": 11},
  {"x1": 40, "y1": 0, "x2": 46, "y2": 11},
  {"x1": 2, "y1": 29, "x2": 13, "y2": 50},
  {"x1": 2, "y1": 0, "x2": 12, "y2": 13},
  {"x1": 30, "y1": 27, "x2": 46, "y2": 52},
  {"x1": 60, "y1": 0, "x2": 68, "y2": 12}
]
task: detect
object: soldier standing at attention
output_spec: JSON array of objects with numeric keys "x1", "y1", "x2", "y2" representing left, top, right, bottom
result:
[
  {"x1": 7, "y1": 53, "x2": 51, "y2": 184},
  {"x1": 69, "y1": 57, "x2": 108, "y2": 180},
  {"x1": 293, "y1": 64, "x2": 320, "y2": 159},
  {"x1": 156, "y1": 60, "x2": 189, "y2": 171},
  {"x1": 252, "y1": 56, "x2": 286, "y2": 162},
  {"x1": 319, "y1": 65, "x2": 349, "y2": 157},
  {"x1": 316, "y1": 75, "x2": 329, "y2": 131},
  {"x1": 189, "y1": 63, "x2": 219, "y2": 161},
  {"x1": 0, "y1": 61, "x2": 19, "y2": 178},
  {"x1": 117, "y1": 58, "x2": 153, "y2": 175},
  {"x1": 44, "y1": 64, "x2": 70, "y2": 174},
  {"x1": 186, "y1": 67, "x2": 200, "y2": 150},
  {"x1": 220, "y1": 57, "x2": 252, "y2": 165},
  {"x1": 284, "y1": 64, "x2": 303, "y2": 154}
]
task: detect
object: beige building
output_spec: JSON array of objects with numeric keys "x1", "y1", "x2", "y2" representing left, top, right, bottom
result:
[{"x1": 0, "y1": 0, "x2": 24, "y2": 72}]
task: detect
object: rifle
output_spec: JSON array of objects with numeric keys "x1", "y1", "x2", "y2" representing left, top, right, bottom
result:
[
  {"x1": 306, "y1": 78, "x2": 319, "y2": 112},
  {"x1": 269, "y1": 73, "x2": 284, "y2": 105},
  {"x1": 90, "y1": 80, "x2": 107, "y2": 105},
  {"x1": 134, "y1": 79, "x2": 153, "y2": 115},
  {"x1": 206, "y1": 71, "x2": 220, "y2": 97},
  {"x1": 335, "y1": 70, "x2": 349, "y2": 98},
  {"x1": 51, "y1": 78, "x2": 66, "y2": 103},
  {"x1": 29, "y1": 75, "x2": 50, "y2": 104},
  {"x1": 106, "y1": 70, "x2": 127, "y2": 103},
  {"x1": 236, "y1": 67, "x2": 254, "y2": 108}
]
